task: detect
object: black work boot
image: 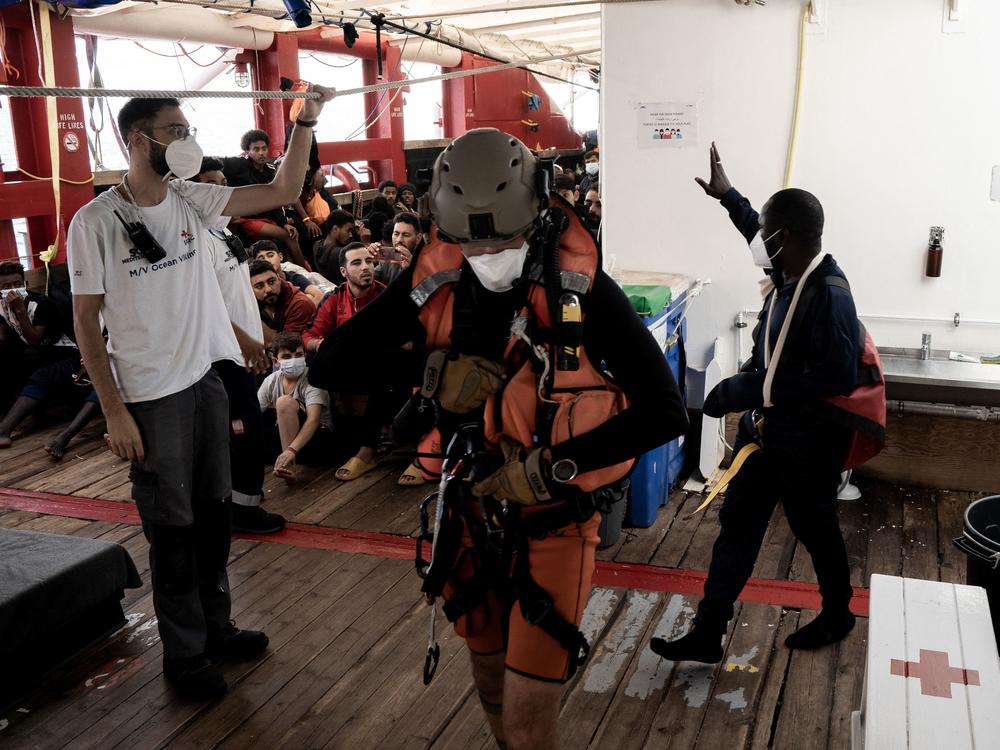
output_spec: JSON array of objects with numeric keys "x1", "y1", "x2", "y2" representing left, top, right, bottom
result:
[
  {"x1": 206, "y1": 622, "x2": 270, "y2": 662},
  {"x1": 163, "y1": 655, "x2": 227, "y2": 702},
  {"x1": 231, "y1": 504, "x2": 286, "y2": 535},
  {"x1": 785, "y1": 608, "x2": 856, "y2": 650},
  {"x1": 650, "y1": 627, "x2": 724, "y2": 664}
]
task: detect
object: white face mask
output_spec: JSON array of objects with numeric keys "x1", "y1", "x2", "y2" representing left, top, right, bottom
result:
[
  {"x1": 585, "y1": 162, "x2": 599, "y2": 176},
  {"x1": 748, "y1": 228, "x2": 783, "y2": 268},
  {"x1": 143, "y1": 133, "x2": 204, "y2": 180},
  {"x1": 3, "y1": 286, "x2": 27, "y2": 299},
  {"x1": 279, "y1": 357, "x2": 306, "y2": 378},
  {"x1": 463, "y1": 242, "x2": 530, "y2": 293}
]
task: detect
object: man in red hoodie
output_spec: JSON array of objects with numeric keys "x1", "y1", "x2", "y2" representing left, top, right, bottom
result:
[
  {"x1": 302, "y1": 242, "x2": 399, "y2": 481},
  {"x1": 249, "y1": 258, "x2": 316, "y2": 344},
  {"x1": 302, "y1": 243, "x2": 383, "y2": 348}
]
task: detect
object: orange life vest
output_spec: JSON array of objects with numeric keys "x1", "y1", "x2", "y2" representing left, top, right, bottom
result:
[{"x1": 409, "y1": 197, "x2": 634, "y2": 492}]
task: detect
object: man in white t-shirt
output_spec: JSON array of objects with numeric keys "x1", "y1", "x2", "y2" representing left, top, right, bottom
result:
[
  {"x1": 193, "y1": 157, "x2": 286, "y2": 536},
  {"x1": 68, "y1": 87, "x2": 334, "y2": 703}
]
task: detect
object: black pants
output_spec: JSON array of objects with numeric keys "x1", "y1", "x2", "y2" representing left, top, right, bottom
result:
[
  {"x1": 213, "y1": 359, "x2": 265, "y2": 508},
  {"x1": 0, "y1": 344, "x2": 77, "y2": 411},
  {"x1": 127, "y1": 371, "x2": 233, "y2": 660},
  {"x1": 695, "y1": 410, "x2": 853, "y2": 634},
  {"x1": 325, "y1": 349, "x2": 415, "y2": 451}
]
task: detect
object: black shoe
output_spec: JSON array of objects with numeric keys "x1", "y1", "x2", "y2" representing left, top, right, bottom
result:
[
  {"x1": 232, "y1": 504, "x2": 286, "y2": 535},
  {"x1": 163, "y1": 655, "x2": 227, "y2": 702},
  {"x1": 206, "y1": 622, "x2": 270, "y2": 663},
  {"x1": 785, "y1": 609, "x2": 856, "y2": 650},
  {"x1": 650, "y1": 628, "x2": 724, "y2": 664}
]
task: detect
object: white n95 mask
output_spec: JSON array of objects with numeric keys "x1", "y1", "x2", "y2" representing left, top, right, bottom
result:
[
  {"x1": 163, "y1": 137, "x2": 205, "y2": 181},
  {"x1": 143, "y1": 132, "x2": 204, "y2": 180},
  {"x1": 749, "y1": 228, "x2": 783, "y2": 268},
  {"x1": 464, "y1": 242, "x2": 530, "y2": 293}
]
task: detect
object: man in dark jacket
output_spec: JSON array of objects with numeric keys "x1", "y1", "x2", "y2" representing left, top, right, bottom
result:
[{"x1": 652, "y1": 143, "x2": 860, "y2": 664}]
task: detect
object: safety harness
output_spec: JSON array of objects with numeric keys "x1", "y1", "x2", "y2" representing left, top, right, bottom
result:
[{"x1": 410, "y1": 196, "x2": 631, "y2": 683}]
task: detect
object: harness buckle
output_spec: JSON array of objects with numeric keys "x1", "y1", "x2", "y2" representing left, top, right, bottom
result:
[
  {"x1": 415, "y1": 492, "x2": 437, "y2": 579},
  {"x1": 521, "y1": 592, "x2": 553, "y2": 626},
  {"x1": 479, "y1": 496, "x2": 508, "y2": 549}
]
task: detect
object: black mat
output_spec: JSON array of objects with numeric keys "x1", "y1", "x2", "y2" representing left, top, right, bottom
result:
[{"x1": 0, "y1": 528, "x2": 142, "y2": 708}]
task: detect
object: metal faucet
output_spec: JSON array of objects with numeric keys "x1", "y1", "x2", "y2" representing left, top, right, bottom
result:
[{"x1": 921, "y1": 332, "x2": 932, "y2": 360}]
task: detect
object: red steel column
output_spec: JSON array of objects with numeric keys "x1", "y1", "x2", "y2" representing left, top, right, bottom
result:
[
  {"x1": 253, "y1": 33, "x2": 300, "y2": 157},
  {"x1": 4, "y1": 5, "x2": 92, "y2": 265},
  {"x1": 361, "y1": 43, "x2": 406, "y2": 185}
]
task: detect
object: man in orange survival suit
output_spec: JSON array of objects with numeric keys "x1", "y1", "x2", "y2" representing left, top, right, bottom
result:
[{"x1": 309, "y1": 129, "x2": 688, "y2": 749}]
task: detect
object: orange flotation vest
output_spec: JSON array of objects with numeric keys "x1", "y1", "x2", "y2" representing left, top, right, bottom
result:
[{"x1": 409, "y1": 197, "x2": 634, "y2": 492}]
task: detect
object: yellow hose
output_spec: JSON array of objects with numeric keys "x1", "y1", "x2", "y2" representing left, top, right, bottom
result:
[{"x1": 783, "y1": 3, "x2": 810, "y2": 189}]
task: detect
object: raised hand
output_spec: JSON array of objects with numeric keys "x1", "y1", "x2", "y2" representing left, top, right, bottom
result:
[{"x1": 694, "y1": 142, "x2": 734, "y2": 200}]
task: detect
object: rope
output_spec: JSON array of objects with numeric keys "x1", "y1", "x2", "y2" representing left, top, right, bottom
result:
[
  {"x1": 0, "y1": 47, "x2": 598, "y2": 100},
  {"x1": 16, "y1": 167, "x2": 94, "y2": 185}
]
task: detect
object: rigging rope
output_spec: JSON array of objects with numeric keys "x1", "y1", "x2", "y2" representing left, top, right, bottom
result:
[{"x1": 0, "y1": 47, "x2": 597, "y2": 100}]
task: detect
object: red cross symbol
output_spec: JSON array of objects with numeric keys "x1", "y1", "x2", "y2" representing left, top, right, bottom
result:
[{"x1": 890, "y1": 649, "x2": 981, "y2": 698}]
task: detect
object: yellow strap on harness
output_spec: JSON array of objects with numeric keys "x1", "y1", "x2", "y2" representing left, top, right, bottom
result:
[{"x1": 685, "y1": 442, "x2": 761, "y2": 519}]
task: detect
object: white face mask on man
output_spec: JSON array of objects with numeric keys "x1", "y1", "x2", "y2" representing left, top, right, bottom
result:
[
  {"x1": 142, "y1": 132, "x2": 205, "y2": 180},
  {"x1": 748, "y1": 228, "x2": 783, "y2": 268},
  {"x1": 585, "y1": 162, "x2": 599, "y2": 176},
  {"x1": 463, "y1": 241, "x2": 530, "y2": 293}
]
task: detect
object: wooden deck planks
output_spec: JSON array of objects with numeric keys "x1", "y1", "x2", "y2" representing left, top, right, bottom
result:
[
  {"x1": 937, "y1": 490, "x2": 973, "y2": 585},
  {"x1": 0, "y1": 539, "x2": 295, "y2": 747},
  {"x1": 0, "y1": 427, "x2": 974, "y2": 750},
  {"x1": 770, "y1": 640, "x2": 840, "y2": 749}
]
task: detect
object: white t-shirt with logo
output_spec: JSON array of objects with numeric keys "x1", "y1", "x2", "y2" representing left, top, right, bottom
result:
[
  {"x1": 206, "y1": 222, "x2": 263, "y2": 362},
  {"x1": 68, "y1": 180, "x2": 241, "y2": 403}
]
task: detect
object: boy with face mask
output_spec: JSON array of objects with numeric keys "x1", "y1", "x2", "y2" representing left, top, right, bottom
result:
[{"x1": 257, "y1": 331, "x2": 334, "y2": 484}]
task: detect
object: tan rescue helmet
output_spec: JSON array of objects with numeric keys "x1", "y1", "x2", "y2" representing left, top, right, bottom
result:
[{"x1": 428, "y1": 128, "x2": 539, "y2": 244}]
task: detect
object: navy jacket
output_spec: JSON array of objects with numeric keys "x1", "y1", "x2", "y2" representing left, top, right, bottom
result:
[{"x1": 704, "y1": 188, "x2": 861, "y2": 420}]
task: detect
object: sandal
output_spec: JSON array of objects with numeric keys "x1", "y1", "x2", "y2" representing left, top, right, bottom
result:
[
  {"x1": 397, "y1": 462, "x2": 427, "y2": 487},
  {"x1": 336, "y1": 456, "x2": 377, "y2": 481}
]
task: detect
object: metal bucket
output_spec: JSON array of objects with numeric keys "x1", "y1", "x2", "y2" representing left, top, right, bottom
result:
[{"x1": 953, "y1": 495, "x2": 1000, "y2": 648}]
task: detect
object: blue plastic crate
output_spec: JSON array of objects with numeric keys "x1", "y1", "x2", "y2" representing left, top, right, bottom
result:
[{"x1": 625, "y1": 294, "x2": 687, "y2": 528}]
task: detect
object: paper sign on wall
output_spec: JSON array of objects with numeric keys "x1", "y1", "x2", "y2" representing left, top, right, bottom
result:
[{"x1": 636, "y1": 101, "x2": 698, "y2": 149}]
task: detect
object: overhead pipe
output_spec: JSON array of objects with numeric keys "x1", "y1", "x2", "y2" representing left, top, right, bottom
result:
[
  {"x1": 72, "y1": 6, "x2": 275, "y2": 50},
  {"x1": 386, "y1": 37, "x2": 463, "y2": 68},
  {"x1": 297, "y1": 26, "x2": 385, "y2": 59},
  {"x1": 887, "y1": 400, "x2": 1000, "y2": 423}
]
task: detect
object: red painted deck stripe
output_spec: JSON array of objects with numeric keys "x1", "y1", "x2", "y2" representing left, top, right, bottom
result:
[{"x1": 0, "y1": 486, "x2": 869, "y2": 615}]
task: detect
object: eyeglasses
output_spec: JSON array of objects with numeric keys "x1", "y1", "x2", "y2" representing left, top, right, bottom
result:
[{"x1": 150, "y1": 125, "x2": 197, "y2": 140}]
